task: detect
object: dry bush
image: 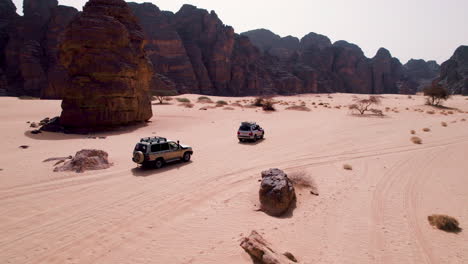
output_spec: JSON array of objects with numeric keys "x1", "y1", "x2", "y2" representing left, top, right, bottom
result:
[
  {"x1": 216, "y1": 100, "x2": 228, "y2": 106},
  {"x1": 441, "y1": 122, "x2": 447, "y2": 127},
  {"x1": 411, "y1": 136, "x2": 422, "y2": 144},
  {"x1": 179, "y1": 103, "x2": 194, "y2": 108},
  {"x1": 447, "y1": 111, "x2": 454, "y2": 115},
  {"x1": 288, "y1": 171, "x2": 318, "y2": 195},
  {"x1": 426, "y1": 110, "x2": 435, "y2": 114},
  {"x1": 262, "y1": 99, "x2": 276, "y2": 111},
  {"x1": 410, "y1": 130, "x2": 416, "y2": 134},
  {"x1": 349, "y1": 96, "x2": 381, "y2": 115},
  {"x1": 223, "y1": 107, "x2": 235, "y2": 110},
  {"x1": 370, "y1": 109, "x2": 384, "y2": 116},
  {"x1": 176, "y1": 98, "x2": 191, "y2": 103},
  {"x1": 422, "y1": 128, "x2": 431, "y2": 132},
  {"x1": 197, "y1": 96, "x2": 213, "y2": 103},
  {"x1": 230, "y1": 103, "x2": 243, "y2": 107},
  {"x1": 343, "y1": 164, "x2": 353, "y2": 170},
  {"x1": 424, "y1": 83, "x2": 450, "y2": 106},
  {"x1": 285, "y1": 105, "x2": 311, "y2": 112},
  {"x1": 199, "y1": 107, "x2": 208, "y2": 111},
  {"x1": 461, "y1": 118, "x2": 466, "y2": 122},
  {"x1": 253, "y1": 97, "x2": 265, "y2": 107},
  {"x1": 428, "y1": 214, "x2": 461, "y2": 233}
]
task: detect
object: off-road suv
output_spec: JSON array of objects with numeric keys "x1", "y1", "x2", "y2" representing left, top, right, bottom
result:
[
  {"x1": 132, "y1": 137, "x2": 193, "y2": 168},
  {"x1": 237, "y1": 122, "x2": 265, "y2": 142}
]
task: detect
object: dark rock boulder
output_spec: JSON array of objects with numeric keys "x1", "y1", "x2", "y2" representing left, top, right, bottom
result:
[
  {"x1": 434, "y1": 45, "x2": 468, "y2": 95},
  {"x1": 58, "y1": 0, "x2": 153, "y2": 130},
  {"x1": 259, "y1": 168, "x2": 296, "y2": 216}
]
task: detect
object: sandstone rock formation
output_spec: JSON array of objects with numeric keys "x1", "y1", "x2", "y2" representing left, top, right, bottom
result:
[
  {"x1": 404, "y1": 59, "x2": 440, "y2": 90},
  {"x1": 434, "y1": 45, "x2": 468, "y2": 95},
  {"x1": 58, "y1": 0, "x2": 153, "y2": 130},
  {"x1": 259, "y1": 168, "x2": 296, "y2": 216},
  {"x1": 54, "y1": 149, "x2": 112, "y2": 173},
  {"x1": 240, "y1": 230, "x2": 298, "y2": 264}
]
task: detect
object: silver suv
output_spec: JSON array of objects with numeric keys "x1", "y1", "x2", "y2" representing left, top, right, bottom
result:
[
  {"x1": 132, "y1": 137, "x2": 193, "y2": 168},
  {"x1": 237, "y1": 122, "x2": 265, "y2": 142}
]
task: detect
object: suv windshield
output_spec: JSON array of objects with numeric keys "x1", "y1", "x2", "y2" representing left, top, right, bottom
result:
[{"x1": 239, "y1": 125, "x2": 251, "y2": 131}]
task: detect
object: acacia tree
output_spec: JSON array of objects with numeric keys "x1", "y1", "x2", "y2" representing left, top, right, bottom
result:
[
  {"x1": 349, "y1": 95, "x2": 382, "y2": 115},
  {"x1": 152, "y1": 89, "x2": 178, "y2": 104},
  {"x1": 423, "y1": 83, "x2": 450, "y2": 106}
]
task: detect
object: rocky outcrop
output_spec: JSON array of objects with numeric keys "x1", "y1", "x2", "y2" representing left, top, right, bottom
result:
[
  {"x1": 434, "y1": 46, "x2": 468, "y2": 95},
  {"x1": 240, "y1": 230, "x2": 298, "y2": 264},
  {"x1": 54, "y1": 149, "x2": 113, "y2": 173},
  {"x1": 404, "y1": 59, "x2": 440, "y2": 91},
  {"x1": 41, "y1": 5, "x2": 78, "y2": 99},
  {"x1": 259, "y1": 168, "x2": 296, "y2": 216},
  {"x1": 58, "y1": 0, "x2": 153, "y2": 130}
]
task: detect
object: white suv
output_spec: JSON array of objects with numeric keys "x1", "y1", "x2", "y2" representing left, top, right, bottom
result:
[{"x1": 237, "y1": 122, "x2": 265, "y2": 142}]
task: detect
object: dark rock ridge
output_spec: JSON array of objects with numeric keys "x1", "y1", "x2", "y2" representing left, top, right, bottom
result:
[
  {"x1": 0, "y1": 1, "x2": 453, "y2": 96},
  {"x1": 242, "y1": 29, "x2": 421, "y2": 94},
  {"x1": 58, "y1": 0, "x2": 153, "y2": 130},
  {"x1": 1, "y1": 0, "x2": 78, "y2": 98},
  {"x1": 433, "y1": 46, "x2": 468, "y2": 95},
  {"x1": 404, "y1": 59, "x2": 440, "y2": 90}
]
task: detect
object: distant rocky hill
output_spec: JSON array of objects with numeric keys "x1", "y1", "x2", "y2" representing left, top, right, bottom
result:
[
  {"x1": 433, "y1": 46, "x2": 468, "y2": 95},
  {"x1": 0, "y1": 0, "x2": 463, "y2": 97}
]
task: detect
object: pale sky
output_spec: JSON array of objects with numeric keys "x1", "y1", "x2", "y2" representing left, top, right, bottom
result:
[{"x1": 12, "y1": 0, "x2": 468, "y2": 64}]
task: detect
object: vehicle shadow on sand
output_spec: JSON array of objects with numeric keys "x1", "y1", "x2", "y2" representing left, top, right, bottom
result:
[
  {"x1": 131, "y1": 160, "x2": 193, "y2": 177},
  {"x1": 238, "y1": 138, "x2": 266, "y2": 146}
]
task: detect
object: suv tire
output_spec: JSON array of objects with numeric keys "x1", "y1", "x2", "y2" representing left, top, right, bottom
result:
[
  {"x1": 155, "y1": 158, "x2": 164, "y2": 169},
  {"x1": 183, "y1": 152, "x2": 191, "y2": 162}
]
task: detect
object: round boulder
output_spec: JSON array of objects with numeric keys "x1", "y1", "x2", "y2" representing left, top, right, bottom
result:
[{"x1": 259, "y1": 168, "x2": 296, "y2": 216}]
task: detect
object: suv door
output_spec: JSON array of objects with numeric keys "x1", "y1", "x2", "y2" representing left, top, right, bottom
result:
[{"x1": 167, "y1": 142, "x2": 183, "y2": 160}]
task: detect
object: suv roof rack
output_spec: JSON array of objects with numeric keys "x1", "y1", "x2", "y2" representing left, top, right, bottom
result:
[
  {"x1": 140, "y1": 136, "x2": 167, "y2": 143},
  {"x1": 241, "y1": 121, "x2": 256, "y2": 126}
]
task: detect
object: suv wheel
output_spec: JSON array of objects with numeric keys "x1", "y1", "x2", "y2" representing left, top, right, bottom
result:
[
  {"x1": 253, "y1": 135, "x2": 257, "y2": 142},
  {"x1": 183, "y1": 152, "x2": 191, "y2": 162},
  {"x1": 155, "y1": 159, "x2": 164, "y2": 169}
]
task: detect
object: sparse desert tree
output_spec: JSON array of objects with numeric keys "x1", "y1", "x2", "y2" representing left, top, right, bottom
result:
[
  {"x1": 349, "y1": 96, "x2": 382, "y2": 115},
  {"x1": 152, "y1": 89, "x2": 178, "y2": 104},
  {"x1": 423, "y1": 83, "x2": 450, "y2": 106},
  {"x1": 262, "y1": 99, "x2": 276, "y2": 111}
]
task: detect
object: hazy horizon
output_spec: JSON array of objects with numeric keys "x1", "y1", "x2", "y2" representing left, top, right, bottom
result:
[{"x1": 12, "y1": 0, "x2": 468, "y2": 64}]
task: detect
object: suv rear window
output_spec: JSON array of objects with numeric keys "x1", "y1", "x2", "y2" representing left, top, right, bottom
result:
[
  {"x1": 239, "y1": 125, "x2": 251, "y2": 131},
  {"x1": 135, "y1": 144, "x2": 147, "y2": 152}
]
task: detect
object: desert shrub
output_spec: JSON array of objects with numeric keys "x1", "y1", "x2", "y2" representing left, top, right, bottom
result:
[
  {"x1": 441, "y1": 122, "x2": 447, "y2": 127},
  {"x1": 230, "y1": 103, "x2": 243, "y2": 107},
  {"x1": 152, "y1": 89, "x2": 178, "y2": 104},
  {"x1": 288, "y1": 171, "x2": 317, "y2": 195},
  {"x1": 197, "y1": 96, "x2": 213, "y2": 103},
  {"x1": 369, "y1": 109, "x2": 384, "y2": 116},
  {"x1": 343, "y1": 164, "x2": 353, "y2": 170},
  {"x1": 262, "y1": 99, "x2": 276, "y2": 111},
  {"x1": 253, "y1": 97, "x2": 265, "y2": 107},
  {"x1": 18, "y1": 96, "x2": 39, "y2": 100},
  {"x1": 223, "y1": 107, "x2": 235, "y2": 110},
  {"x1": 426, "y1": 110, "x2": 435, "y2": 114},
  {"x1": 285, "y1": 106, "x2": 311, "y2": 112},
  {"x1": 447, "y1": 111, "x2": 454, "y2": 115},
  {"x1": 349, "y1": 96, "x2": 382, "y2": 115},
  {"x1": 423, "y1": 83, "x2": 450, "y2": 106},
  {"x1": 179, "y1": 103, "x2": 194, "y2": 108},
  {"x1": 216, "y1": 100, "x2": 228, "y2": 106},
  {"x1": 422, "y1": 128, "x2": 431, "y2": 132},
  {"x1": 411, "y1": 136, "x2": 422, "y2": 144},
  {"x1": 410, "y1": 130, "x2": 416, "y2": 134},
  {"x1": 428, "y1": 214, "x2": 461, "y2": 233},
  {"x1": 176, "y1": 98, "x2": 191, "y2": 103},
  {"x1": 461, "y1": 118, "x2": 466, "y2": 122}
]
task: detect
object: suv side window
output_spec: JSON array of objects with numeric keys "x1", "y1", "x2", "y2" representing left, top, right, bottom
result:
[
  {"x1": 169, "y1": 142, "x2": 179, "y2": 150},
  {"x1": 160, "y1": 143, "x2": 169, "y2": 151},
  {"x1": 151, "y1": 144, "x2": 161, "y2": 153}
]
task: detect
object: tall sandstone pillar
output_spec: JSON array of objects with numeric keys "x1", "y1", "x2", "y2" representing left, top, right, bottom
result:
[{"x1": 58, "y1": 0, "x2": 153, "y2": 130}]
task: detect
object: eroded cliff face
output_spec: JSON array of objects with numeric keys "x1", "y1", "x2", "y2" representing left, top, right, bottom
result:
[
  {"x1": 434, "y1": 46, "x2": 468, "y2": 95},
  {"x1": 1, "y1": 0, "x2": 78, "y2": 98},
  {"x1": 58, "y1": 0, "x2": 153, "y2": 129}
]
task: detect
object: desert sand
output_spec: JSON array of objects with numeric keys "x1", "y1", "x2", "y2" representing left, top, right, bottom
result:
[{"x1": 0, "y1": 93, "x2": 467, "y2": 263}]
